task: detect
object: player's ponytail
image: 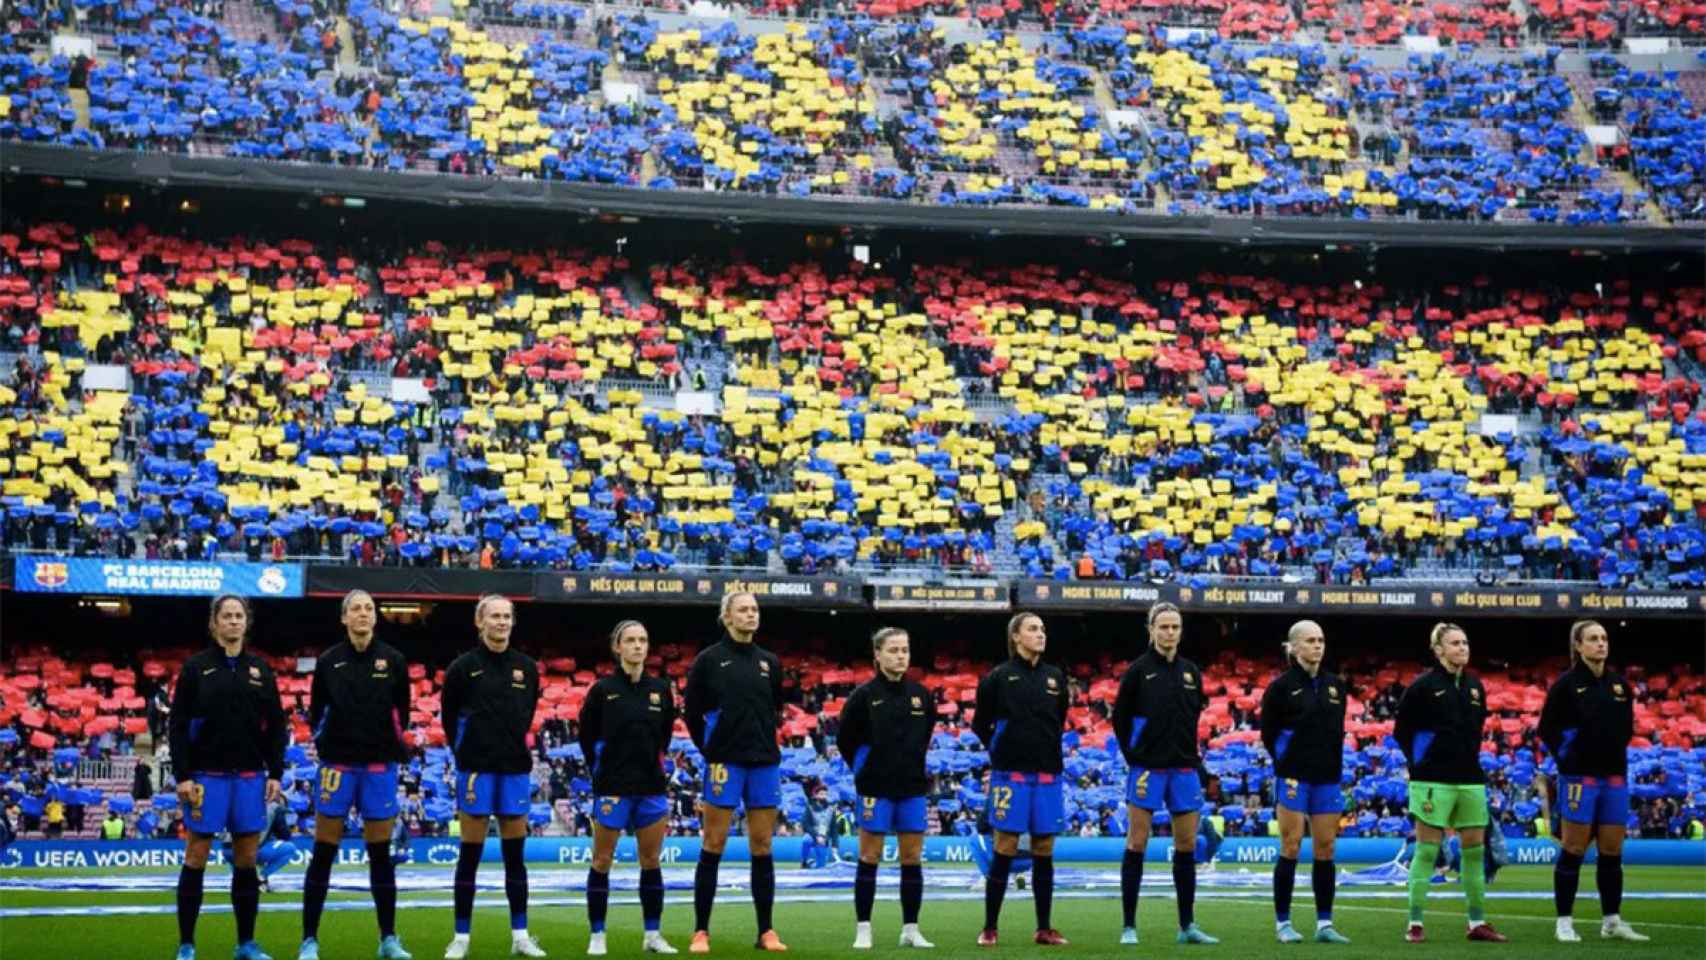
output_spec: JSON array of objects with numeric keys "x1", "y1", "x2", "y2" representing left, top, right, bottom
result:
[
  {"x1": 1006, "y1": 611, "x2": 1039, "y2": 658},
  {"x1": 1567, "y1": 620, "x2": 1603, "y2": 666}
]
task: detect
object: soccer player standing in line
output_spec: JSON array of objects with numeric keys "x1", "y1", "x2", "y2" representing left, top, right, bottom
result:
[
  {"x1": 169, "y1": 594, "x2": 286, "y2": 960},
  {"x1": 971, "y1": 612, "x2": 1070, "y2": 948},
  {"x1": 683, "y1": 592, "x2": 789, "y2": 953},
  {"x1": 576, "y1": 620, "x2": 680, "y2": 956},
  {"x1": 441, "y1": 596, "x2": 546, "y2": 959},
  {"x1": 1256, "y1": 620, "x2": 1352, "y2": 945},
  {"x1": 298, "y1": 590, "x2": 414, "y2": 960},
  {"x1": 1394, "y1": 623, "x2": 1506, "y2": 943},
  {"x1": 835, "y1": 627, "x2": 937, "y2": 950},
  {"x1": 1539, "y1": 620, "x2": 1648, "y2": 943},
  {"x1": 1111, "y1": 603, "x2": 1218, "y2": 946}
]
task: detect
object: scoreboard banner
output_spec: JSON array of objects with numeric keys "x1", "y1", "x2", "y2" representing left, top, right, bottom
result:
[
  {"x1": 1015, "y1": 580, "x2": 1706, "y2": 619},
  {"x1": 13, "y1": 557, "x2": 304, "y2": 598},
  {"x1": 534, "y1": 571, "x2": 863, "y2": 608}
]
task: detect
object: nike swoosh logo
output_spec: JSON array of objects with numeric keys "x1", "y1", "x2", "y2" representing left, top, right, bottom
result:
[
  {"x1": 1576, "y1": 686, "x2": 1588, "y2": 693},
  {"x1": 1291, "y1": 689, "x2": 1303, "y2": 696},
  {"x1": 470, "y1": 670, "x2": 483, "y2": 677},
  {"x1": 334, "y1": 662, "x2": 349, "y2": 669},
  {"x1": 203, "y1": 668, "x2": 216, "y2": 675},
  {"x1": 1145, "y1": 673, "x2": 1157, "y2": 679},
  {"x1": 720, "y1": 660, "x2": 732, "y2": 667},
  {"x1": 1434, "y1": 689, "x2": 1447, "y2": 696},
  {"x1": 872, "y1": 699, "x2": 884, "y2": 706},
  {"x1": 606, "y1": 693, "x2": 620, "y2": 700}
]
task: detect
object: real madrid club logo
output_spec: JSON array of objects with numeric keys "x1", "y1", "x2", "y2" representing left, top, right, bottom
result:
[{"x1": 257, "y1": 565, "x2": 289, "y2": 595}]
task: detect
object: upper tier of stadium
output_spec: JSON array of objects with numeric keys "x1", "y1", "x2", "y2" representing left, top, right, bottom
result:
[
  {"x1": 2, "y1": 215, "x2": 1702, "y2": 588},
  {"x1": 1, "y1": 0, "x2": 1702, "y2": 227}
]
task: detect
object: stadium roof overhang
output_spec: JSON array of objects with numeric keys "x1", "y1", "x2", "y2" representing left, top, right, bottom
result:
[{"x1": 7, "y1": 144, "x2": 1704, "y2": 253}]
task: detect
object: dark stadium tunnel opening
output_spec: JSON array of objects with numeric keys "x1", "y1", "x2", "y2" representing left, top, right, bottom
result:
[{"x1": 3, "y1": 591, "x2": 1701, "y2": 692}]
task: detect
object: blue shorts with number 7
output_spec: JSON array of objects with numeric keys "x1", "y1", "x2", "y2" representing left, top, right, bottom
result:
[{"x1": 456, "y1": 771, "x2": 532, "y2": 817}]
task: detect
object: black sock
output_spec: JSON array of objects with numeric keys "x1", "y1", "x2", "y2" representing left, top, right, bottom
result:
[
  {"x1": 453, "y1": 841, "x2": 482, "y2": 935},
  {"x1": 1173, "y1": 850, "x2": 1197, "y2": 930},
  {"x1": 501, "y1": 836, "x2": 528, "y2": 931},
  {"x1": 751, "y1": 854, "x2": 776, "y2": 934},
  {"x1": 1032, "y1": 854, "x2": 1055, "y2": 932},
  {"x1": 693, "y1": 849, "x2": 721, "y2": 932},
  {"x1": 1597, "y1": 853, "x2": 1623, "y2": 917},
  {"x1": 1554, "y1": 850, "x2": 1584, "y2": 918},
  {"x1": 640, "y1": 866, "x2": 665, "y2": 933},
  {"x1": 367, "y1": 841, "x2": 397, "y2": 939},
  {"x1": 855, "y1": 860, "x2": 878, "y2": 923},
  {"x1": 1274, "y1": 855, "x2": 1298, "y2": 923},
  {"x1": 1120, "y1": 848, "x2": 1144, "y2": 928},
  {"x1": 1312, "y1": 858, "x2": 1336, "y2": 923},
  {"x1": 900, "y1": 863, "x2": 923, "y2": 926},
  {"x1": 176, "y1": 865, "x2": 206, "y2": 946},
  {"x1": 302, "y1": 840, "x2": 337, "y2": 940},
  {"x1": 232, "y1": 865, "x2": 260, "y2": 945},
  {"x1": 587, "y1": 867, "x2": 610, "y2": 934},
  {"x1": 983, "y1": 851, "x2": 1013, "y2": 931}
]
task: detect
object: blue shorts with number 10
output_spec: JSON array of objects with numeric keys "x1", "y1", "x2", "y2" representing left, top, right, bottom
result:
[
  {"x1": 702, "y1": 762, "x2": 781, "y2": 810},
  {"x1": 987, "y1": 771, "x2": 1065, "y2": 836},
  {"x1": 316, "y1": 763, "x2": 400, "y2": 820},
  {"x1": 455, "y1": 771, "x2": 533, "y2": 817}
]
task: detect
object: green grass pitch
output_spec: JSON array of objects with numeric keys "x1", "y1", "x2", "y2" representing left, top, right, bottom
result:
[{"x1": 2, "y1": 865, "x2": 1703, "y2": 959}]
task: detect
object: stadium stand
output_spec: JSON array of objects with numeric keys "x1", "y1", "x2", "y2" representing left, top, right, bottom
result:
[
  {"x1": 5, "y1": 3, "x2": 1705, "y2": 225},
  {"x1": 3, "y1": 637, "x2": 1702, "y2": 844},
  {"x1": 1, "y1": 218, "x2": 1703, "y2": 580}
]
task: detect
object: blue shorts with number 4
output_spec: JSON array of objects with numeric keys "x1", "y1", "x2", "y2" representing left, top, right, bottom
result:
[
  {"x1": 186, "y1": 772, "x2": 267, "y2": 836},
  {"x1": 1276, "y1": 778, "x2": 1343, "y2": 816},
  {"x1": 1125, "y1": 767, "x2": 1203, "y2": 814},
  {"x1": 859, "y1": 795, "x2": 928, "y2": 834},
  {"x1": 316, "y1": 763, "x2": 400, "y2": 820},
  {"x1": 456, "y1": 771, "x2": 532, "y2": 817},
  {"x1": 703, "y1": 762, "x2": 780, "y2": 810},
  {"x1": 595, "y1": 794, "x2": 670, "y2": 831},
  {"x1": 1560, "y1": 775, "x2": 1628, "y2": 826},
  {"x1": 987, "y1": 772, "x2": 1065, "y2": 836}
]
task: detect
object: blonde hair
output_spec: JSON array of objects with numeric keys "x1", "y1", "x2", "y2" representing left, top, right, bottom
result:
[
  {"x1": 1006, "y1": 612, "x2": 1041, "y2": 657},
  {"x1": 474, "y1": 594, "x2": 512, "y2": 623},
  {"x1": 872, "y1": 627, "x2": 908, "y2": 656},
  {"x1": 718, "y1": 591, "x2": 757, "y2": 633},
  {"x1": 1146, "y1": 602, "x2": 1181, "y2": 646},
  {"x1": 1428, "y1": 622, "x2": 1465, "y2": 660},
  {"x1": 1568, "y1": 620, "x2": 1605, "y2": 666},
  {"x1": 1283, "y1": 619, "x2": 1322, "y2": 666}
]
